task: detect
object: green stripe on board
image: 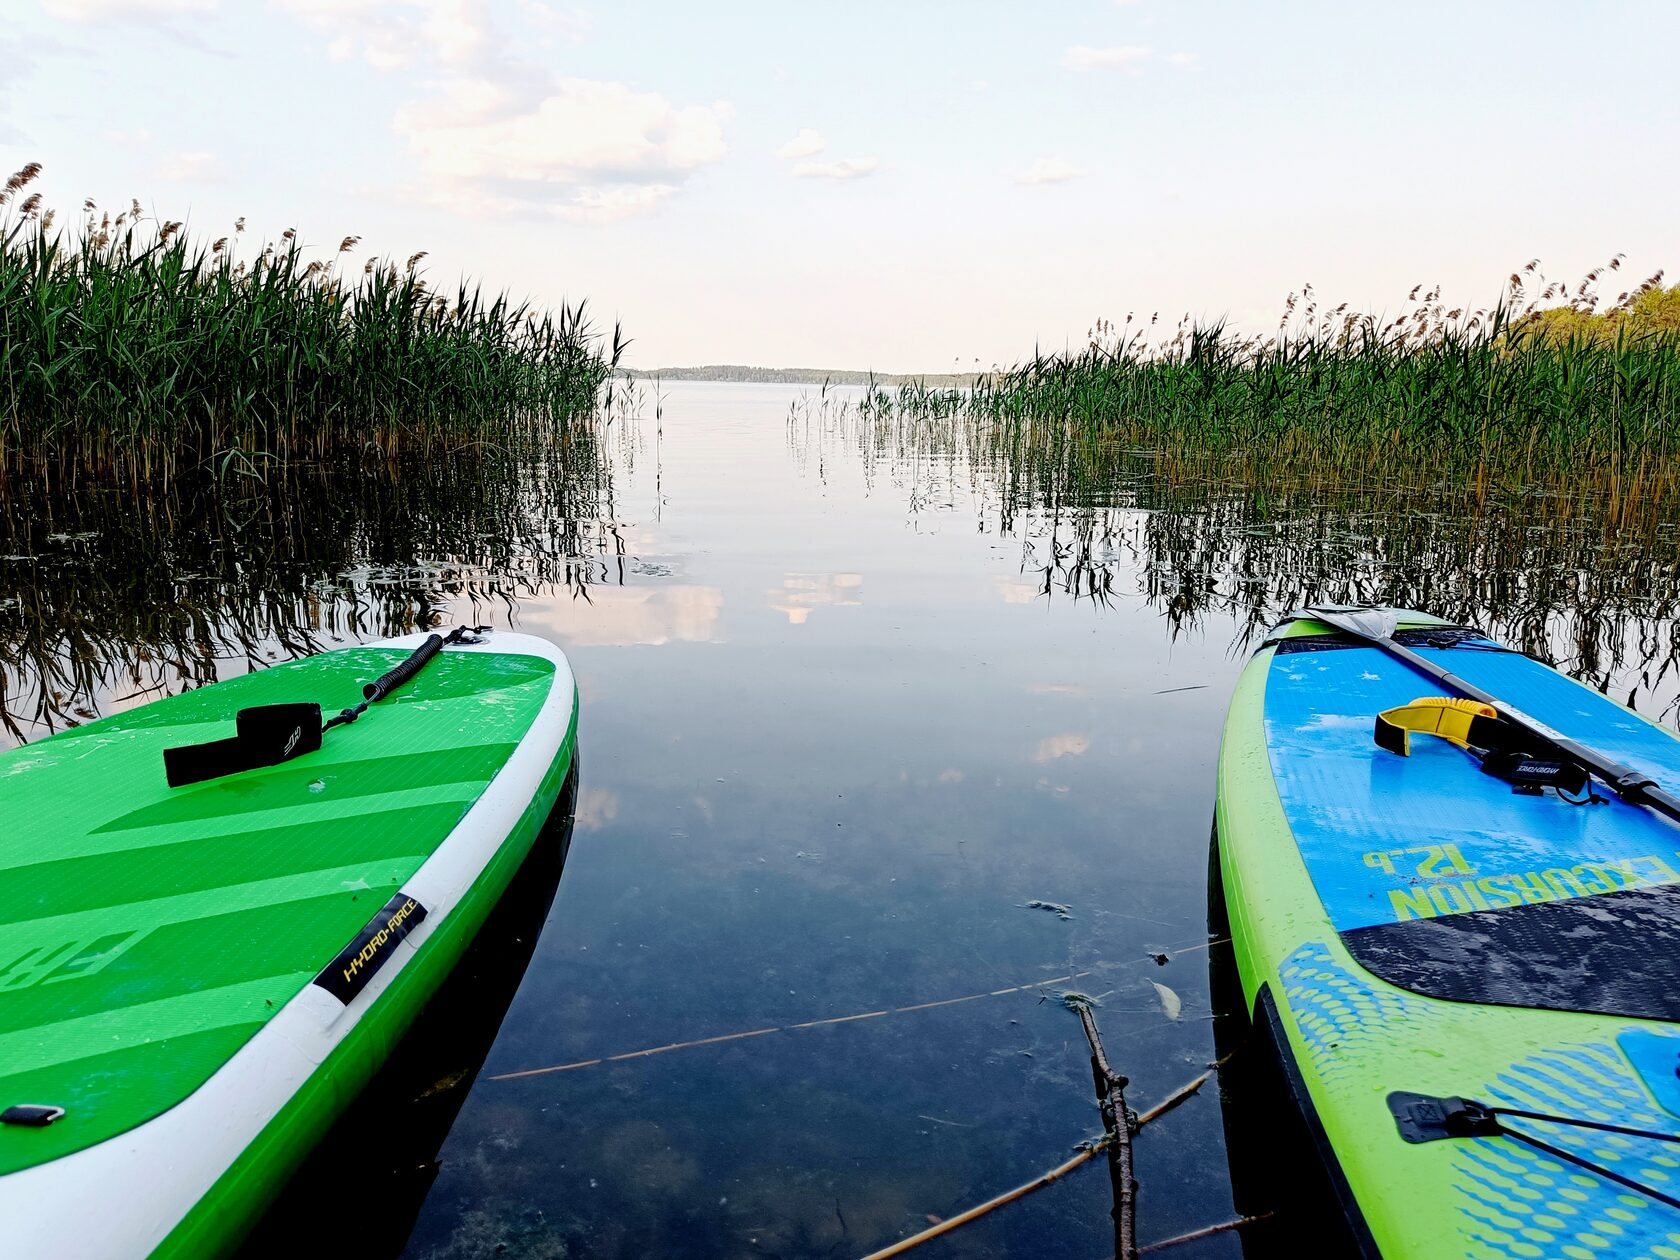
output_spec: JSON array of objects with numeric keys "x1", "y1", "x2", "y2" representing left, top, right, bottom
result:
[
  {"x1": 0, "y1": 803, "x2": 469, "y2": 926},
  {"x1": 36, "y1": 650, "x2": 555, "y2": 740},
  {"x1": 92, "y1": 743, "x2": 513, "y2": 833},
  {"x1": 0, "y1": 974, "x2": 314, "y2": 1078},
  {"x1": 0, "y1": 782, "x2": 486, "y2": 872},
  {"x1": 0, "y1": 878, "x2": 425, "y2": 1035},
  {"x1": 0, "y1": 1024, "x2": 265, "y2": 1176},
  {"x1": 0, "y1": 862, "x2": 427, "y2": 970}
]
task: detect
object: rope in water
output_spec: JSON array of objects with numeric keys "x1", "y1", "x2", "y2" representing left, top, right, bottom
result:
[{"x1": 487, "y1": 938, "x2": 1221, "y2": 1082}]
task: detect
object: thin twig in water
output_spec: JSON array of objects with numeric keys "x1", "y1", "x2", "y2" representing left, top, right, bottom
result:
[
  {"x1": 1138, "y1": 1213, "x2": 1273, "y2": 1254},
  {"x1": 854, "y1": 1058, "x2": 1228, "y2": 1259},
  {"x1": 856, "y1": 1140, "x2": 1110, "y2": 1260},
  {"x1": 1134, "y1": 1063, "x2": 1218, "y2": 1128}
]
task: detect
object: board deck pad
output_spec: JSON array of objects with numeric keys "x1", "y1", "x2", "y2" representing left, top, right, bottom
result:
[
  {"x1": 0, "y1": 647, "x2": 556, "y2": 1175},
  {"x1": 1264, "y1": 637, "x2": 1680, "y2": 932}
]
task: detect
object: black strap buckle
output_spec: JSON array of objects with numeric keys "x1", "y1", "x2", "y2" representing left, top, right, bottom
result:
[
  {"x1": 1480, "y1": 749, "x2": 1590, "y2": 797},
  {"x1": 1389, "y1": 1092, "x2": 1501, "y2": 1143}
]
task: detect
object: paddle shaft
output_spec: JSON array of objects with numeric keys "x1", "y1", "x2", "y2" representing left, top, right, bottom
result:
[{"x1": 1307, "y1": 608, "x2": 1680, "y2": 828}]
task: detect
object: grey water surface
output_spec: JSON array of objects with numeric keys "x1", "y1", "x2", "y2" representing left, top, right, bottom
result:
[{"x1": 397, "y1": 383, "x2": 1241, "y2": 1258}]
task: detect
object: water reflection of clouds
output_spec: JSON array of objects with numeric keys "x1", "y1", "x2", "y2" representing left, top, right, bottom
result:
[
  {"x1": 525, "y1": 585, "x2": 723, "y2": 646},
  {"x1": 768, "y1": 572, "x2": 862, "y2": 625},
  {"x1": 574, "y1": 787, "x2": 619, "y2": 832},
  {"x1": 1032, "y1": 733, "x2": 1091, "y2": 762},
  {"x1": 993, "y1": 574, "x2": 1044, "y2": 605}
]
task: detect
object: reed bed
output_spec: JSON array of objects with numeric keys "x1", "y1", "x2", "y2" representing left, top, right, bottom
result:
[
  {"x1": 0, "y1": 163, "x2": 622, "y2": 467},
  {"x1": 793, "y1": 382, "x2": 1680, "y2": 723},
  {"x1": 855, "y1": 263, "x2": 1680, "y2": 524}
]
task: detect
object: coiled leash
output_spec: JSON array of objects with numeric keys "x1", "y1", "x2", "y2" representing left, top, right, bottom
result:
[{"x1": 162, "y1": 626, "x2": 488, "y2": 788}]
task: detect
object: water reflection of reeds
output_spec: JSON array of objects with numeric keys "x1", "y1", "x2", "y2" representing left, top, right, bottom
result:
[
  {"x1": 0, "y1": 422, "x2": 623, "y2": 744},
  {"x1": 794, "y1": 404, "x2": 1680, "y2": 723}
]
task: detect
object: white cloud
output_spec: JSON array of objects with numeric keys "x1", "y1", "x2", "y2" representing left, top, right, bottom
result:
[
  {"x1": 415, "y1": 0, "x2": 492, "y2": 66},
  {"x1": 42, "y1": 0, "x2": 214, "y2": 18},
  {"x1": 793, "y1": 157, "x2": 877, "y2": 181},
  {"x1": 1061, "y1": 45, "x2": 1153, "y2": 71},
  {"x1": 556, "y1": 183, "x2": 679, "y2": 223},
  {"x1": 158, "y1": 150, "x2": 222, "y2": 181},
  {"x1": 279, "y1": 0, "x2": 489, "y2": 72},
  {"x1": 1016, "y1": 158, "x2": 1084, "y2": 186},
  {"x1": 104, "y1": 127, "x2": 157, "y2": 147},
  {"x1": 272, "y1": 1, "x2": 728, "y2": 222},
  {"x1": 775, "y1": 128, "x2": 826, "y2": 160},
  {"x1": 396, "y1": 78, "x2": 730, "y2": 220},
  {"x1": 517, "y1": 0, "x2": 589, "y2": 42},
  {"x1": 1165, "y1": 51, "x2": 1197, "y2": 66}
]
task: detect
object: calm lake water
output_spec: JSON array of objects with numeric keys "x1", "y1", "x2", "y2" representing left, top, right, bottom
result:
[{"x1": 4, "y1": 380, "x2": 1678, "y2": 1258}]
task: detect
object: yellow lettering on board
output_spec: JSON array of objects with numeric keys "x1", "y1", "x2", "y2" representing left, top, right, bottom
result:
[
  {"x1": 1640, "y1": 855, "x2": 1680, "y2": 884},
  {"x1": 1377, "y1": 854, "x2": 1680, "y2": 924},
  {"x1": 1542, "y1": 868, "x2": 1590, "y2": 899},
  {"x1": 1387, "y1": 886, "x2": 1436, "y2": 922},
  {"x1": 1428, "y1": 883, "x2": 1475, "y2": 916},
  {"x1": 1476, "y1": 875, "x2": 1522, "y2": 909}
]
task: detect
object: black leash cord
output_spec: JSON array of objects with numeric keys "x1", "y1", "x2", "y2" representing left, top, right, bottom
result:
[
  {"x1": 1488, "y1": 1105, "x2": 1680, "y2": 1145},
  {"x1": 1496, "y1": 1126, "x2": 1680, "y2": 1212},
  {"x1": 1485, "y1": 1105, "x2": 1680, "y2": 1212},
  {"x1": 324, "y1": 625, "x2": 485, "y2": 732}
]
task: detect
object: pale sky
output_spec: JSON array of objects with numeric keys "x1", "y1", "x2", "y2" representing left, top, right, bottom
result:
[{"x1": 4, "y1": 1, "x2": 1676, "y2": 371}]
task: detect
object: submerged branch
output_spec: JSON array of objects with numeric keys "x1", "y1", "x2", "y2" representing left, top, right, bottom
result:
[
  {"x1": 855, "y1": 1054, "x2": 1227, "y2": 1259},
  {"x1": 1075, "y1": 1002, "x2": 1138, "y2": 1260}
]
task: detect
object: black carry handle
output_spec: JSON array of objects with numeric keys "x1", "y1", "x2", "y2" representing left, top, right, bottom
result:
[
  {"x1": 1307, "y1": 606, "x2": 1680, "y2": 830},
  {"x1": 164, "y1": 702, "x2": 324, "y2": 788},
  {"x1": 163, "y1": 626, "x2": 487, "y2": 787}
]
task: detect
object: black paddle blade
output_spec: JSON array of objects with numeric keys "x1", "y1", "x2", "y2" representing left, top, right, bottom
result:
[{"x1": 164, "y1": 702, "x2": 324, "y2": 788}]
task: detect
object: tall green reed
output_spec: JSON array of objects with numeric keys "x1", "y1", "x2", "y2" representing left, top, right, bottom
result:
[
  {"x1": 855, "y1": 265, "x2": 1679, "y2": 524},
  {"x1": 0, "y1": 163, "x2": 624, "y2": 467}
]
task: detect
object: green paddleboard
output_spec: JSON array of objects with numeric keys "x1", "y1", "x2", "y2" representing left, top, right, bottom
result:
[
  {"x1": 1217, "y1": 608, "x2": 1680, "y2": 1257},
  {"x1": 0, "y1": 632, "x2": 577, "y2": 1258}
]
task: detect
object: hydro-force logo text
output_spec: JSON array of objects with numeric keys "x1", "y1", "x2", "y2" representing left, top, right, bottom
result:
[{"x1": 312, "y1": 892, "x2": 430, "y2": 1005}]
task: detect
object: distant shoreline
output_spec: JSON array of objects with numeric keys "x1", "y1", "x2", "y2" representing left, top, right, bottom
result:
[{"x1": 620, "y1": 365, "x2": 980, "y2": 387}]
